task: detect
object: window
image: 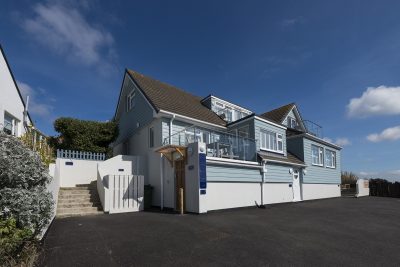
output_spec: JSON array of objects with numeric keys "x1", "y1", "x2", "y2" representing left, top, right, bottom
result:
[
  {"x1": 3, "y1": 113, "x2": 13, "y2": 135},
  {"x1": 311, "y1": 145, "x2": 324, "y2": 166},
  {"x1": 288, "y1": 117, "x2": 297, "y2": 128},
  {"x1": 149, "y1": 127, "x2": 154, "y2": 148},
  {"x1": 225, "y1": 108, "x2": 233, "y2": 122},
  {"x1": 126, "y1": 90, "x2": 136, "y2": 111},
  {"x1": 260, "y1": 130, "x2": 283, "y2": 153},
  {"x1": 3, "y1": 112, "x2": 19, "y2": 136},
  {"x1": 325, "y1": 149, "x2": 336, "y2": 168}
]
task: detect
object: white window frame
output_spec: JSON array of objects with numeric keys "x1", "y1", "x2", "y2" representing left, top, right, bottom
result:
[
  {"x1": 288, "y1": 117, "x2": 297, "y2": 128},
  {"x1": 260, "y1": 130, "x2": 284, "y2": 154},
  {"x1": 149, "y1": 127, "x2": 154, "y2": 148},
  {"x1": 325, "y1": 149, "x2": 336, "y2": 168},
  {"x1": 311, "y1": 144, "x2": 324, "y2": 166},
  {"x1": 126, "y1": 90, "x2": 136, "y2": 111}
]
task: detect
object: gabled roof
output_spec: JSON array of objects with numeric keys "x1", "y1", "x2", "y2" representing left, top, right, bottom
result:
[
  {"x1": 126, "y1": 70, "x2": 226, "y2": 126},
  {"x1": 258, "y1": 151, "x2": 305, "y2": 166},
  {"x1": 259, "y1": 103, "x2": 295, "y2": 124}
]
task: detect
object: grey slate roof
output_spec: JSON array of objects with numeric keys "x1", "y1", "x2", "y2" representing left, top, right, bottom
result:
[
  {"x1": 259, "y1": 103, "x2": 295, "y2": 124},
  {"x1": 127, "y1": 70, "x2": 226, "y2": 126},
  {"x1": 258, "y1": 151, "x2": 305, "y2": 166}
]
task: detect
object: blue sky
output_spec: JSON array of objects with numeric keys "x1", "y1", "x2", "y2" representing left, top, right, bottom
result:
[{"x1": 1, "y1": 0, "x2": 400, "y2": 181}]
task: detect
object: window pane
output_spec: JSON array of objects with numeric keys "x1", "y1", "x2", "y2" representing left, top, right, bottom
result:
[
  {"x1": 278, "y1": 140, "x2": 283, "y2": 151},
  {"x1": 271, "y1": 133, "x2": 277, "y2": 150}
]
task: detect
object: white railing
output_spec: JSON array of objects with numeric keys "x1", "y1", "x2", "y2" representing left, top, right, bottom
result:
[
  {"x1": 108, "y1": 174, "x2": 144, "y2": 214},
  {"x1": 57, "y1": 149, "x2": 106, "y2": 161}
]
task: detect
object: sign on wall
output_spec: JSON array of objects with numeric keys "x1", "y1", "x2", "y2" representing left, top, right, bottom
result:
[{"x1": 199, "y1": 153, "x2": 206, "y2": 189}]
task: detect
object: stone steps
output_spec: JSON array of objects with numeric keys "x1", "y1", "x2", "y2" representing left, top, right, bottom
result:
[{"x1": 56, "y1": 183, "x2": 103, "y2": 218}]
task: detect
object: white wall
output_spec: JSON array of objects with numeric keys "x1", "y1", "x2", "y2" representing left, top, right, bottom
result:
[
  {"x1": 57, "y1": 158, "x2": 103, "y2": 187},
  {"x1": 39, "y1": 163, "x2": 60, "y2": 240},
  {"x1": 207, "y1": 182, "x2": 262, "y2": 211},
  {"x1": 0, "y1": 48, "x2": 31, "y2": 136},
  {"x1": 263, "y1": 183, "x2": 294, "y2": 204},
  {"x1": 127, "y1": 119, "x2": 163, "y2": 206},
  {"x1": 302, "y1": 183, "x2": 341, "y2": 200},
  {"x1": 356, "y1": 179, "x2": 370, "y2": 197}
]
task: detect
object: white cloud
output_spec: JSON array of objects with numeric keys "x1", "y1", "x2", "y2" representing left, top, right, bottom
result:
[
  {"x1": 323, "y1": 137, "x2": 351, "y2": 147},
  {"x1": 22, "y1": 3, "x2": 116, "y2": 69},
  {"x1": 18, "y1": 81, "x2": 54, "y2": 118},
  {"x1": 367, "y1": 125, "x2": 400, "y2": 142},
  {"x1": 347, "y1": 86, "x2": 400, "y2": 118},
  {"x1": 335, "y1": 138, "x2": 351, "y2": 147}
]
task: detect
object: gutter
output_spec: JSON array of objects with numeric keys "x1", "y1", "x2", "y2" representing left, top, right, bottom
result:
[
  {"x1": 158, "y1": 109, "x2": 226, "y2": 130},
  {"x1": 264, "y1": 158, "x2": 307, "y2": 167}
]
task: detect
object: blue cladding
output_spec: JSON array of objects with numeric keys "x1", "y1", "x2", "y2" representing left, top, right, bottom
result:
[
  {"x1": 206, "y1": 164, "x2": 262, "y2": 182},
  {"x1": 199, "y1": 153, "x2": 207, "y2": 189},
  {"x1": 302, "y1": 138, "x2": 341, "y2": 184}
]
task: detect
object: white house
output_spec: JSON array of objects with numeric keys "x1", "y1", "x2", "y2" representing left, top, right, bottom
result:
[{"x1": 0, "y1": 45, "x2": 32, "y2": 137}]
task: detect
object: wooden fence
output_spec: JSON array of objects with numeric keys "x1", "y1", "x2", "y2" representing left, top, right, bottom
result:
[
  {"x1": 369, "y1": 179, "x2": 400, "y2": 198},
  {"x1": 57, "y1": 149, "x2": 105, "y2": 161},
  {"x1": 108, "y1": 174, "x2": 144, "y2": 214}
]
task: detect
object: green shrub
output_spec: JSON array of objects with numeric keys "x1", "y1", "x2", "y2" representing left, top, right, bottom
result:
[
  {"x1": 50, "y1": 117, "x2": 119, "y2": 154},
  {"x1": 0, "y1": 217, "x2": 33, "y2": 260}
]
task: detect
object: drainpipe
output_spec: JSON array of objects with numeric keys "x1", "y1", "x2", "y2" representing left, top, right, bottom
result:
[
  {"x1": 160, "y1": 154, "x2": 164, "y2": 210},
  {"x1": 261, "y1": 160, "x2": 266, "y2": 206},
  {"x1": 169, "y1": 114, "x2": 176, "y2": 144}
]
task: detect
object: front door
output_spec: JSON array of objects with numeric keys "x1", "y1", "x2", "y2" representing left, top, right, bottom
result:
[
  {"x1": 175, "y1": 160, "x2": 186, "y2": 211},
  {"x1": 292, "y1": 169, "x2": 301, "y2": 201}
]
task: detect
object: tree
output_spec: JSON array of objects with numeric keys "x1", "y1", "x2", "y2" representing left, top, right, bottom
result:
[
  {"x1": 50, "y1": 117, "x2": 119, "y2": 155},
  {"x1": 341, "y1": 171, "x2": 358, "y2": 184}
]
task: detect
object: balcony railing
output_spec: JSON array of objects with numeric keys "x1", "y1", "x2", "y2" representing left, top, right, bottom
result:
[
  {"x1": 163, "y1": 126, "x2": 257, "y2": 162},
  {"x1": 303, "y1": 120, "x2": 323, "y2": 138}
]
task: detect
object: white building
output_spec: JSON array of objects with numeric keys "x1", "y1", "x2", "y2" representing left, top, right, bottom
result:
[{"x1": 0, "y1": 45, "x2": 32, "y2": 137}]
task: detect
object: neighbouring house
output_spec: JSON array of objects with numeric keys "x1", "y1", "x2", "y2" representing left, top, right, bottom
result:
[
  {"x1": 0, "y1": 45, "x2": 32, "y2": 137},
  {"x1": 112, "y1": 69, "x2": 342, "y2": 213}
]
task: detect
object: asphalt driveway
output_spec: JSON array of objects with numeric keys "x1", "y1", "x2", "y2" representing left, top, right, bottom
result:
[{"x1": 40, "y1": 197, "x2": 400, "y2": 266}]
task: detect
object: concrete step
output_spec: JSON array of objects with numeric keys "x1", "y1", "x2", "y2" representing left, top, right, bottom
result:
[
  {"x1": 57, "y1": 202, "x2": 101, "y2": 210},
  {"x1": 58, "y1": 191, "x2": 98, "y2": 196},
  {"x1": 57, "y1": 195, "x2": 99, "y2": 201},
  {"x1": 56, "y1": 210, "x2": 103, "y2": 218},
  {"x1": 57, "y1": 206, "x2": 102, "y2": 214},
  {"x1": 57, "y1": 198, "x2": 100, "y2": 204},
  {"x1": 59, "y1": 189, "x2": 92, "y2": 194}
]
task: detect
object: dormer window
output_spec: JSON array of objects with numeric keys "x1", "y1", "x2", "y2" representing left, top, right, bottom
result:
[
  {"x1": 288, "y1": 117, "x2": 297, "y2": 129},
  {"x1": 127, "y1": 90, "x2": 136, "y2": 111}
]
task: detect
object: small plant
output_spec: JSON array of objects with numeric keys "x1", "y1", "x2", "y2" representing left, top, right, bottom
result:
[
  {"x1": 20, "y1": 127, "x2": 54, "y2": 167},
  {"x1": 0, "y1": 217, "x2": 34, "y2": 261}
]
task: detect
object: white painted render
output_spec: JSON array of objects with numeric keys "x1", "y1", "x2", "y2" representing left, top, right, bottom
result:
[
  {"x1": 263, "y1": 183, "x2": 294, "y2": 204},
  {"x1": 356, "y1": 179, "x2": 370, "y2": 197},
  {"x1": 302, "y1": 183, "x2": 341, "y2": 200},
  {"x1": 0, "y1": 48, "x2": 31, "y2": 136},
  {"x1": 57, "y1": 158, "x2": 103, "y2": 187},
  {"x1": 206, "y1": 182, "x2": 262, "y2": 211}
]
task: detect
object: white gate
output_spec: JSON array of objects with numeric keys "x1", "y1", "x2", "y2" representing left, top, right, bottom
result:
[{"x1": 108, "y1": 175, "x2": 144, "y2": 214}]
